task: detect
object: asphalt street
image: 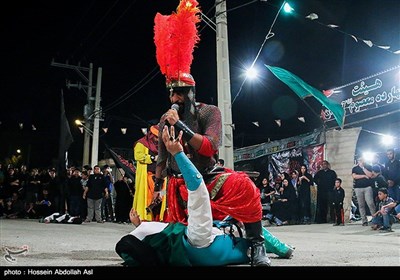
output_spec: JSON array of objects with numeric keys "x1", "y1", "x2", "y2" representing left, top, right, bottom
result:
[{"x1": 1, "y1": 218, "x2": 399, "y2": 270}]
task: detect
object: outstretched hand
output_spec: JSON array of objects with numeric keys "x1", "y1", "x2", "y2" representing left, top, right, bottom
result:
[
  {"x1": 162, "y1": 125, "x2": 183, "y2": 156},
  {"x1": 129, "y1": 208, "x2": 141, "y2": 227}
]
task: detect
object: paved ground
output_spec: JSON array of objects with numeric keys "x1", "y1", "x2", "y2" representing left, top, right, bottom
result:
[{"x1": 1, "y1": 218, "x2": 399, "y2": 270}]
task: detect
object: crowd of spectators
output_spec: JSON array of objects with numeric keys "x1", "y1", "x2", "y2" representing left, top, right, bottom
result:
[
  {"x1": 0, "y1": 163, "x2": 134, "y2": 224},
  {"x1": 255, "y1": 150, "x2": 400, "y2": 232}
]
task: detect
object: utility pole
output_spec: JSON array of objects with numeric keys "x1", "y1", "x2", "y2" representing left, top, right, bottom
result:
[
  {"x1": 91, "y1": 67, "x2": 102, "y2": 168},
  {"x1": 216, "y1": 0, "x2": 234, "y2": 169},
  {"x1": 84, "y1": 63, "x2": 94, "y2": 167},
  {"x1": 51, "y1": 61, "x2": 95, "y2": 167}
]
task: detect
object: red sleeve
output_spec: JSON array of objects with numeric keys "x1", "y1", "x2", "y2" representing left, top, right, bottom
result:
[{"x1": 197, "y1": 136, "x2": 218, "y2": 157}]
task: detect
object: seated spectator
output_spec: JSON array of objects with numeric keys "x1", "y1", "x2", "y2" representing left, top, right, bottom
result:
[
  {"x1": 35, "y1": 188, "x2": 55, "y2": 218},
  {"x1": 371, "y1": 188, "x2": 396, "y2": 232},
  {"x1": 4, "y1": 192, "x2": 25, "y2": 219},
  {"x1": 270, "y1": 178, "x2": 297, "y2": 225},
  {"x1": 258, "y1": 177, "x2": 275, "y2": 219},
  {"x1": 258, "y1": 177, "x2": 283, "y2": 226},
  {"x1": 392, "y1": 202, "x2": 400, "y2": 221}
]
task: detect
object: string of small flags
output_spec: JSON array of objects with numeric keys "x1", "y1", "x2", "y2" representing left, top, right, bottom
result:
[{"x1": 305, "y1": 13, "x2": 400, "y2": 55}]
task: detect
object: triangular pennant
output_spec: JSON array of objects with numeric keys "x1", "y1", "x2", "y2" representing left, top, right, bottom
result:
[
  {"x1": 362, "y1": 40, "x2": 373, "y2": 47},
  {"x1": 327, "y1": 24, "x2": 339, "y2": 28},
  {"x1": 305, "y1": 13, "x2": 318, "y2": 20},
  {"x1": 377, "y1": 45, "x2": 390, "y2": 50}
]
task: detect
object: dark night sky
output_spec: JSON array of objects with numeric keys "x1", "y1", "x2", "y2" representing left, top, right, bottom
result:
[{"x1": 1, "y1": 0, "x2": 399, "y2": 168}]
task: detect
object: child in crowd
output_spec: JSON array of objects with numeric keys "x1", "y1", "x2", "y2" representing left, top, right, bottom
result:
[
  {"x1": 371, "y1": 188, "x2": 396, "y2": 232},
  {"x1": 332, "y1": 178, "x2": 345, "y2": 226}
]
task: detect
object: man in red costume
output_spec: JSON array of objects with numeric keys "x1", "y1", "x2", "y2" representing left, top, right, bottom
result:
[{"x1": 152, "y1": 0, "x2": 270, "y2": 266}]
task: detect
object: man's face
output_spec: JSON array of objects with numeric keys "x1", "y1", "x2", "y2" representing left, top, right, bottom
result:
[
  {"x1": 169, "y1": 91, "x2": 185, "y2": 105},
  {"x1": 387, "y1": 151, "x2": 394, "y2": 160}
]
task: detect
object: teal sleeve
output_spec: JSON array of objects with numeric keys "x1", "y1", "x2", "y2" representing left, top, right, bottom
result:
[{"x1": 174, "y1": 152, "x2": 203, "y2": 191}]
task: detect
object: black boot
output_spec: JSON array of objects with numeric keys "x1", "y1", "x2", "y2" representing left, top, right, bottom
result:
[{"x1": 244, "y1": 221, "x2": 271, "y2": 266}]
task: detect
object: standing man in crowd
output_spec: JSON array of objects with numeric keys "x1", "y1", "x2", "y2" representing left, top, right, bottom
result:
[
  {"x1": 151, "y1": 0, "x2": 270, "y2": 266},
  {"x1": 352, "y1": 156, "x2": 376, "y2": 226},
  {"x1": 101, "y1": 165, "x2": 115, "y2": 222},
  {"x1": 384, "y1": 148, "x2": 400, "y2": 203},
  {"x1": 83, "y1": 165, "x2": 108, "y2": 223},
  {"x1": 313, "y1": 160, "x2": 337, "y2": 223}
]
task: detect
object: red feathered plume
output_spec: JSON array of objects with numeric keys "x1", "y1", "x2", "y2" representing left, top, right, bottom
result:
[{"x1": 154, "y1": 0, "x2": 201, "y2": 87}]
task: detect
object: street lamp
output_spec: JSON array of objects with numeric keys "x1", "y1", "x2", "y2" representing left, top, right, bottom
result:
[
  {"x1": 75, "y1": 119, "x2": 94, "y2": 168},
  {"x1": 75, "y1": 119, "x2": 84, "y2": 126},
  {"x1": 283, "y1": 2, "x2": 294, "y2": 13},
  {"x1": 381, "y1": 134, "x2": 394, "y2": 146},
  {"x1": 75, "y1": 119, "x2": 93, "y2": 136}
]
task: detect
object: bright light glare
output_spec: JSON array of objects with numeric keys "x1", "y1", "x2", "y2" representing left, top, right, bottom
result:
[
  {"x1": 283, "y1": 3, "x2": 294, "y2": 13},
  {"x1": 75, "y1": 119, "x2": 83, "y2": 126},
  {"x1": 16, "y1": 149, "x2": 21, "y2": 154},
  {"x1": 246, "y1": 67, "x2": 258, "y2": 80},
  {"x1": 362, "y1": 151, "x2": 375, "y2": 163},
  {"x1": 381, "y1": 134, "x2": 394, "y2": 146}
]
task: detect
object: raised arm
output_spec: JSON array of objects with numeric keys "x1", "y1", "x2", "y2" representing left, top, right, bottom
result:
[{"x1": 161, "y1": 125, "x2": 213, "y2": 248}]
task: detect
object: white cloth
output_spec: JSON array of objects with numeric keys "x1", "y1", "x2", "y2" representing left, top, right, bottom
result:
[
  {"x1": 129, "y1": 222, "x2": 168, "y2": 241},
  {"x1": 128, "y1": 181, "x2": 221, "y2": 247}
]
